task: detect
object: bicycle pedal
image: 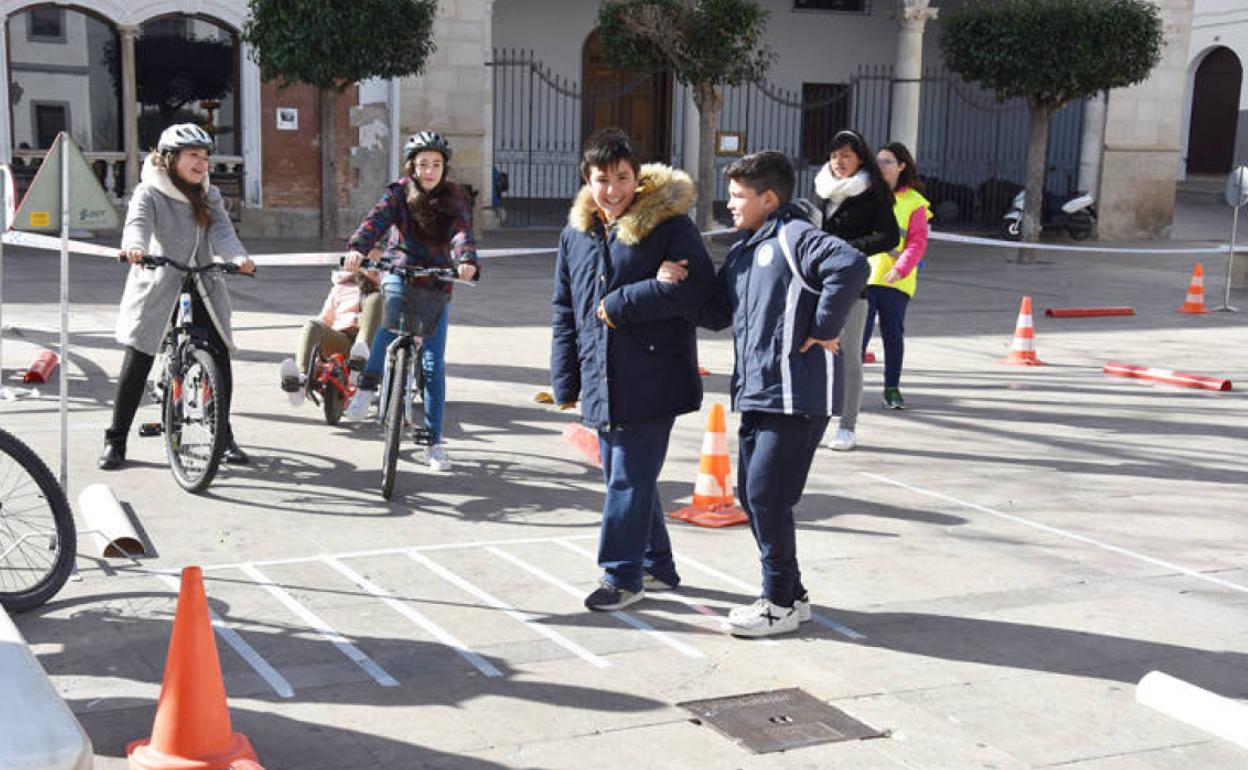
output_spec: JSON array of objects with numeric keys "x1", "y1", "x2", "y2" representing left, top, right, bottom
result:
[
  {"x1": 410, "y1": 428, "x2": 435, "y2": 446},
  {"x1": 138, "y1": 421, "x2": 163, "y2": 437}
]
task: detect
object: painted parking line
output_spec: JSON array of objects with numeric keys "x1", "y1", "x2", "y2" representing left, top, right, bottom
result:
[
  {"x1": 551, "y1": 539, "x2": 768, "y2": 641},
  {"x1": 485, "y1": 546, "x2": 705, "y2": 659},
  {"x1": 323, "y1": 556, "x2": 503, "y2": 678},
  {"x1": 187, "y1": 533, "x2": 600, "y2": 573},
  {"x1": 238, "y1": 563, "x2": 400, "y2": 687},
  {"x1": 676, "y1": 553, "x2": 867, "y2": 640},
  {"x1": 155, "y1": 573, "x2": 294, "y2": 698},
  {"x1": 405, "y1": 550, "x2": 610, "y2": 669},
  {"x1": 861, "y1": 471, "x2": 1248, "y2": 596}
]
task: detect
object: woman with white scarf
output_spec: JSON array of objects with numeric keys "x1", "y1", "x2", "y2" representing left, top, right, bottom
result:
[{"x1": 813, "y1": 130, "x2": 898, "y2": 451}]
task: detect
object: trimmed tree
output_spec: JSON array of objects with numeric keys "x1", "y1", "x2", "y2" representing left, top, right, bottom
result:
[
  {"x1": 941, "y1": 0, "x2": 1162, "y2": 253},
  {"x1": 242, "y1": 0, "x2": 437, "y2": 240},
  {"x1": 597, "y1": 0, "x2": 774, "y2": 229}
]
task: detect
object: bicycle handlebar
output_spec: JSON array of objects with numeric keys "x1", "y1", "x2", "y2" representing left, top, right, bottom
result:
[
  {"x1": 124, "y1": 254, "x2": 255, "y2": 277},
  {"x1": 339, "y1": 256, "x2": 474, "y2": 287}
]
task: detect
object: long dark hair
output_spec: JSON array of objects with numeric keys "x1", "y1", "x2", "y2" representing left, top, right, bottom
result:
[
  {"x1": 828, "y1": 130, "x2": 893, "y2": 207},
  {"x1": 155, "y1": 150, "x2": 211, "y2": 227},
  {"x1": 881, "y1": 141, "x2": 923, "y2": 194},
  {"x1": 402, "y1": 156, "x2": 457, "y2": 238}
]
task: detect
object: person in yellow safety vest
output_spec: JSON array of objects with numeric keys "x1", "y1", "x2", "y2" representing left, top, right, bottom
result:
[{"x1": 863, "y1": 142, "x2": 932, "y2": 410}]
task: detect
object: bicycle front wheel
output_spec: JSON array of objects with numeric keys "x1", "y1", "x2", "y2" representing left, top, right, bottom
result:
[
  {"x1": 165, "y1": 346, "x2": 226, "y2": 493},
  {"x1": 0, "y1": 428, "x2": 75, "y2": 612},
  {"x1": 381, "y1": 344, "x2": 409, "y2": 500}
]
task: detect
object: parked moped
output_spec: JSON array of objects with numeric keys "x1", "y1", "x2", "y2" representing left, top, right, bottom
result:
[{"x1": 1000, "y1": 191, "x2": 1096, "y2": 241}]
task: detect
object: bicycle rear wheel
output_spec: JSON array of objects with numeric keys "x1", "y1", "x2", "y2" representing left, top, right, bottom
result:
[
  {"x1": 0, "y1": 428, "x2": 75, "y2": 612},
  {"x1": 323, "y1": 380, "x2": 344, "y2": 425},
  {"x1": 165, "y1": 346, "x2": 226, "y2": 493},
  {"x1": 380, "y1": 344, "x2": 409, "y2": 500}
]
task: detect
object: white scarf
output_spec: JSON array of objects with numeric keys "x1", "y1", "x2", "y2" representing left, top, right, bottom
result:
[{"x1": 815, "y1": 165, "x2": 869, "y2": 218}]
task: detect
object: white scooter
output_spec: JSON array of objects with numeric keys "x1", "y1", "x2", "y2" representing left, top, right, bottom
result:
[{"x1": 1001, "y1": 190, "x2": 1096, "y2": 241}]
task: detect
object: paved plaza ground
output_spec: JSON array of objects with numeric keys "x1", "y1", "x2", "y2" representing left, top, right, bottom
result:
[{"x1": 1, "y1": 199, "x2": 1246, "y2": 769}]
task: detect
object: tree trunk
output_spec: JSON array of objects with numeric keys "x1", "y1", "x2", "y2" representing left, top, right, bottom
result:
[
  {"x1": 319, "y1": 87, "x2": 339, "y2": 243},
  {"x1": 1020, "y1": 103, "x2": 1054, "y2": 263},
  {"x1": 692, "y1": 82, "x2": 723, "y2": 232}
]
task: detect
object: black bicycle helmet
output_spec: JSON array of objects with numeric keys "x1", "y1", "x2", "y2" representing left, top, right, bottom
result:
[
  {"x1": 157, "y1": 123, "x2": 214, "y2": 153},
  {"x1": 403, "y1": 130, "x2": 452, "y2": 162}
]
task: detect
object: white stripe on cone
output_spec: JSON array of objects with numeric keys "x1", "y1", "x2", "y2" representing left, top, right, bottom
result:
[{"x1": 701, "y1": 432, "x2": 729, "y2": 456}]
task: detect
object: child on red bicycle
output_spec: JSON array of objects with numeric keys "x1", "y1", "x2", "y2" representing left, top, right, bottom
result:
[{"x1": 279, "y1": 265, "x2": 381, "y2": 405}]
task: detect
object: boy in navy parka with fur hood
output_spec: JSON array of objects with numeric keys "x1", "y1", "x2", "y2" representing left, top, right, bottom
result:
[{"x1": 551, "y1": 128, "x2": 714, "y2": 612}]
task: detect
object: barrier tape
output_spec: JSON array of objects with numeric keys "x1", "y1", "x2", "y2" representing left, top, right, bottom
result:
[{"x1": 3, "y1": 225, "x2": 1241, "y2": 265}]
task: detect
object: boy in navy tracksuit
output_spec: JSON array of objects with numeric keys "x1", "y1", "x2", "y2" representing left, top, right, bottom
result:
[{"x1": 661, "y1": 151, "x2": 868, "y2": 636}]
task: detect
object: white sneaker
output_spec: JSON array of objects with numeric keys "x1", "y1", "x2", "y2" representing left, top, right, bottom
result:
[
  {"x1": 729, "y1": 594, "x2": 812, "y2": 623},
  {"x1": 344, "y1": 387, "x2": 376, "y2": 421},
  {"x1": 828, "y1": 428, "x2": 856, "y2": 451},
  {"x1": 728, "y1": 598, "x2": 801, "y2": 638},
  {"x1": 278, "y1": 358, "x2": 304, "y2": 406},
  {"x1": 348, "y1": 340, "x2": 369, "y2": 369},
  {"x1": 427, "y1": 443, "x2": 452, "y2": 472}
]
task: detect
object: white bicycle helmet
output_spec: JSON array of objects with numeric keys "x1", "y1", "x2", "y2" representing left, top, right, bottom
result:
[
  {"x1": 404, "y1": 130, "x2": 451, "y2": 162},
  {"x1": 157, "y1": 123, "x2": 214, "y2": 154}
]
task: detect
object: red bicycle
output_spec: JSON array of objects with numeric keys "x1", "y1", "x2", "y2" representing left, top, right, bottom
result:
[{"x1": 302, "y1": 343, "x2": 367, "y2": 426}]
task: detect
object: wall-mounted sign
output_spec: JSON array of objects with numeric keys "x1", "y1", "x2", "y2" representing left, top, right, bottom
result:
[
  {"x1": 276, "y1": 108, "x2": 298, "y2": 131},
  {"x1": 716, "y1": 131, "x2": 745, "y2": 157}
]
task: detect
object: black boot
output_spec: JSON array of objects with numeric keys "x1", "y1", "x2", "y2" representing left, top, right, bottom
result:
[
  {"x1": 98, "y1": 439, "x2": 126, "y2": 470},
  {"x1": 221, "y1": 438, "x2": 250, "y2": 465}
]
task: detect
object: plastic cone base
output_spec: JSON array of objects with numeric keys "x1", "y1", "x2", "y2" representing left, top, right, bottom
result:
[
  {"x1": 128, "y1": 733, "x2": 256, "y2": 770},
  {"x1": 1003, "y1": 355, "x2": 1046, "y2": 366},
  {"x1": 668, "y1": 504, "x2": 748, "y2": 528}
]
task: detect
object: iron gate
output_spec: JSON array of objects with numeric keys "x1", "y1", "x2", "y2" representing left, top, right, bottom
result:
[{"x1": 490, "y1": 52, "x2": 1083, "y2": 229}]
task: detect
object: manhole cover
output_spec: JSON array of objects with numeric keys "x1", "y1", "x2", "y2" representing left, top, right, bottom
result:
[{"x1": 678, "y1": 687, "x2": 885, "y2": 754}]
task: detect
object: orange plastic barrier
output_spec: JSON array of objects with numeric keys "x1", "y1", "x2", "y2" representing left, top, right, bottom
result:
[
  {"x1": 1044, "y1": 306, "x2": 1135, "y2": 318},
  {"x1": 561, "y1": 422, "x2": 601, "y2": 468},
  {"x1": 1103, "y1": 362, "x2": 1232, "y2": 392}
]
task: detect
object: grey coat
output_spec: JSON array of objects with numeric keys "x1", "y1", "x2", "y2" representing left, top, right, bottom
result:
[{"x1": 115, "y1": 155, "x2": 248, "y2": 356}]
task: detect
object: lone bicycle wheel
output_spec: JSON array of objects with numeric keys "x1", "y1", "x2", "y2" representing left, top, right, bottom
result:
[
  {"x1": 165, "y1": 346, "x2": 226, "y2": 493},
  {"x1": 0, "y1": 428, "x2": 75, "y2": 612},
  {"x1": 381, "y1": 344, "x2": 409, "y2": 500}
]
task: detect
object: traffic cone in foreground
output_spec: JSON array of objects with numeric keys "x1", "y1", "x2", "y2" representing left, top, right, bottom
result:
[
  {"x1": 1002, "y1": 296, "x2": 1045, "y2": 366},
  {"x1": 128, "y1": 567, "x2": 258, "y2": 770},
  {"x1": 1178, "y1": 263, "x2": 1209, "y2": 314},
  {"x1": 669, "y1": 404, "x2": 747, "y2": 528}
]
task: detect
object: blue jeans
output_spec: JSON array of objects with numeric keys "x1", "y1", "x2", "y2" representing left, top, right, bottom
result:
[
  {"x1": 737, "y1": 410, "x2": 828, "y2": 607},
  {"x1": 863, "y1": 285, "x2": 910, "y2": 389},
  {"x1": 365, "y1": 293, "x2": 450, "y2": 443},
  {"x1": 596, "y1": 415, "x2": 679, "y2": 593}
]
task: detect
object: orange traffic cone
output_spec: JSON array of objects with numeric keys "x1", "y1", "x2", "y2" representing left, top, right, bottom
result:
[
  {"x1": 128, "y1": 567, "x2": 258, "y2": 770},
  {"x1": 1178, "y1": 263, "x2": 1209, "y2": 314},
  {"x1": 668, "y1": 403, "x2": 747, "y2": 528},
  {"x1": 22, "y1": 350, "x2": 59, "y2": 384},
  {"x1": 1002, "y1": 296, "x2": 1046, "y2": 366}
]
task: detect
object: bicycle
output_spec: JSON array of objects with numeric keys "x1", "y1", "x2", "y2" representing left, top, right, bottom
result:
[
  {"x1": 349, "y1": 258, "x2": 468, "y2": 499},
  {"x1": 0, "y1": 427, "x2": 75, "y2": 612},
  {"x1": 134, "y1": 256, "x2": 252, "y2": 493},
  {"x1": 302, "y1": 344, "x2": 365, "y2": 426}
]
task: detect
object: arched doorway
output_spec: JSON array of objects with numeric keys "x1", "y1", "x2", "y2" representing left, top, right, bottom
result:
[
  {"x1": 581, "y1": 30, "x2": 672, "y2": 163},
  {"x1": 1186, "y1": 46, "x2": 1242, "y2": 176}
]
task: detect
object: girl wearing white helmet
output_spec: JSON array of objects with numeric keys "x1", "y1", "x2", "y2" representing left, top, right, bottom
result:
[
  {"x1": 341, "y1": 130, "x2": 479, "y2": 473},
  {"x1": 99, "y1": 123, "x2": 256, "y2": 470}
]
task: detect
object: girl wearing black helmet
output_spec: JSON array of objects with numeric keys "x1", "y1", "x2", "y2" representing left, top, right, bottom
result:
[
  {"x1": 99, "y1": 123, "x2": 256, "y2": 470},
  {"x1": 342, "y1": 130, "x2": 479, "y2": 473}
]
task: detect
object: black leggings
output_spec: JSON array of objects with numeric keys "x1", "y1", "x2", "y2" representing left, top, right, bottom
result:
[{"x1": 105, "y1": 291, "x2": 234, "y2": 446}]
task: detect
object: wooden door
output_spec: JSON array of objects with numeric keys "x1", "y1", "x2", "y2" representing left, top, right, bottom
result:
[
  {"x1": 1187, "y1": 47, "x2": 1242, "y2": 175},
  {"x1": 581, "y1": 30, "x2": 673, "y2": 164}
]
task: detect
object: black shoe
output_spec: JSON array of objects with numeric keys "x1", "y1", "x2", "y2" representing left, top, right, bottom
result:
[
  {"x1": 98, "y1": 440, "x2": 126, "y2": 470},
  {"x1": 222, "y1": 439, "x2": 250, "y2": 465},
  {"x1": 883, "y1": 387, "x2": 905, "y2": 410},
  {"x1": 584, "y1": 580, "x2": 644, "y2": 611}
]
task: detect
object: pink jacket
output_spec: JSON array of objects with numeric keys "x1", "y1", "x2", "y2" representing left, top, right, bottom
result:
[{"x1": 318, "y1": 270, "x2": 372, "y2": 332}]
